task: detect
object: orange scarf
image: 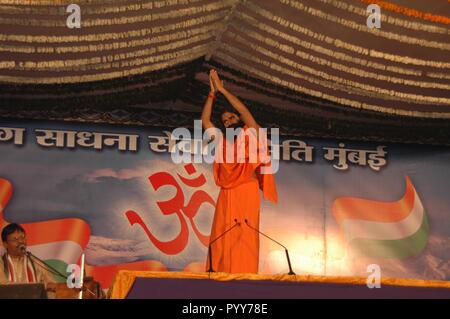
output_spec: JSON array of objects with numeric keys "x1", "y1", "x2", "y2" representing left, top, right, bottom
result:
[{"x1": 213, "y1": 126, "x2": 278, "y2": 203}]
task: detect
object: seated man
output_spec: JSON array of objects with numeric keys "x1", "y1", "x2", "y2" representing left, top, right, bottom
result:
[{"x1": 0, "y1": 223, "x2": 55, "y2": 291}]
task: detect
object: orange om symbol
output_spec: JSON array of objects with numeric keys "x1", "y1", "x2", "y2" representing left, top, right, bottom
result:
[{"x1": 125, "y1": 164, "x2": 215, "y2": 255}]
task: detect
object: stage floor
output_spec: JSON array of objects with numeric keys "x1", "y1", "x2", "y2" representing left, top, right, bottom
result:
[{"x1": 108, "y1": 271, "x2": 450, "y2": 299}]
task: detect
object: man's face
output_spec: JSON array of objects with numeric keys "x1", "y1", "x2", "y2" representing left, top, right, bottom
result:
[
  {"x1": 2, "y1": 230, "x2": 27, "y2": 257},
  {"x1": 221, "y1": 112, "x2": 241, "y2": 129}
]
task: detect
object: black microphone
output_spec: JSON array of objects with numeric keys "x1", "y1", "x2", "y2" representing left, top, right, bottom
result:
[
  {"x1": 207, "y1": 219, "x2": 240, "y2": 273},
  {"x1": 244, "y1": 219, "x2": 296, "y2": 275}
]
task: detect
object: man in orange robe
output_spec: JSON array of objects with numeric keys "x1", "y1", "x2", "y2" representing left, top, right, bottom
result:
[{"x1": 201, "y1": 70, "x2": 278, "y2": 273}]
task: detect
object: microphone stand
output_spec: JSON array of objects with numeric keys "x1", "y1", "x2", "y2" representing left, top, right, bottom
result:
[
  {"x1": 25, "y1": 251, "x2": 68, "y2": 280},
  {"x1": 244, "y1": 219, "x2": 296, "y2": 275},
  {"x1": 25, "y1": 250, "x2": 96, "y2": 297},
  {"x1": 208, "y1": 219, "x2": 240, "y2": 273}
]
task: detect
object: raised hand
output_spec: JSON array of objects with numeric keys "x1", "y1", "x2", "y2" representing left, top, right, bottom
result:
[
  {"x1": 210, "y1": 69, "x2": 225, "y2": 93},
  {"x1": 201, "y1": 70, "x2": 218, "y2": 131},
  {"x1": 209, "y1": 70, "x2": 216, "y2": 94}
]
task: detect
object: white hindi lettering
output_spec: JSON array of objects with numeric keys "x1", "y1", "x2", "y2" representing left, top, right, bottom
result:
[
  {"x1": 367, "y1": 146, "x2": 387, "y2": 171},
  {"x1": 148, "y1": 131, "x2": 174, "y2": 153},
  {"x1": 102, "y1": 133, "x2": 139, "y2": 151},
  {"x1": 0, "y1": 127, "x2": 25, "y2": 145},
  {"x1": 145, "y1": 131, "x2": 387, "y2": 171},
  {"x1": 282, "y1": 140, "x2": 314, "y2": 162},
  {"x1": 323, "y1": 143, "x2": 349, "y2": 170},
  {"x1": 149, "y1": 131, "x2": 208, "y2": 158},
  {"x1": 323, "y1": 143, "x2": 387, "y2": 171},
  {"x1": 76, "y1": 132, "x2": 104, "y2": 149},
  {"x1": 35, "y1": 129, "x2": 76, "y2": 148},
  {"x1": 35, "y1": 129, "x2": 139, "y2": 152}
]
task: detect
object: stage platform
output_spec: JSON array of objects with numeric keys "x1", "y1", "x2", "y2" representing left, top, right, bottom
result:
[{"x1": 108, "y1": 271, "x2": 450, "y2": 299}]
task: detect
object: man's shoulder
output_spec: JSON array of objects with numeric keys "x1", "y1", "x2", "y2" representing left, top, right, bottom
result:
[{"x1": 0, "y1": 255, "x2": 7, "y2": 283}]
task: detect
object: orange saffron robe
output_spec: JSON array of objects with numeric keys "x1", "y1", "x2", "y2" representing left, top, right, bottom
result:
[{"x1": 206, "y1": 126, "x2": 278, "y2": 273}]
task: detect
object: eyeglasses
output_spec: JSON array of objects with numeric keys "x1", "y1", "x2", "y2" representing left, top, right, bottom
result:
[{"x1": 7, "y1": 235, "x2": 26, "y2": 243}]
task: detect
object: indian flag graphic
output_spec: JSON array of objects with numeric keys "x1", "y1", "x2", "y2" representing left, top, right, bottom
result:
[
  {"x1": 1, "y1": 178, "x2": 169, "y2": 288},
  {"x1": 332, "y1": 176, "x2": 429, "y2": 259},
  {"x1": 0, "y1": 178, "x2": 91, "y2": 282}
]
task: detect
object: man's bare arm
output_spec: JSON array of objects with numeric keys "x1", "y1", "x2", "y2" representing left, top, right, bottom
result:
[
  {"x1": 201, "y1": 71, "x2": 217, "y2": 131},
  {"x1": 211, "y1": 70, "x2": 260, "y2": 130}
]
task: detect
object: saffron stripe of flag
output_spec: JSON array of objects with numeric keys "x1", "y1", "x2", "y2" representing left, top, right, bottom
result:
[{"x1": 333, "y1": 176, "x2": 415, "y2": 224}]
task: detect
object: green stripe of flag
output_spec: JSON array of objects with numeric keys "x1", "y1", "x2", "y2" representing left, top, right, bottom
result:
[
  {"x1": 44, "y1": 259, "x2": 69, "y2": 283},
  {"x1": 348, "y1": 212, "x2": 429, "y2": 259}
]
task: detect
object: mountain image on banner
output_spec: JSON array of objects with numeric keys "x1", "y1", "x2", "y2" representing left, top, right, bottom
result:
[{"x1": 332, "y1": 176, "x2": 429, "y2": 259}]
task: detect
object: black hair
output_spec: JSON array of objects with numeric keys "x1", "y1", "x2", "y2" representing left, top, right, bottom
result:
[
  {"x1": 1, "y1": 223, "x2": 25, "y2": 242},
  {"x1": 212, "y1": 103, "x2": 240, "y2": 133}
]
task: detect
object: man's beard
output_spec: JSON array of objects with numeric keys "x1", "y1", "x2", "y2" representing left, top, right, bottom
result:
[
  {"x1": 227, "y1": 120, "x2": 244, "y2": 130},
  {"x1": 223, "y1": 120, "x2": 245, "y2": 142}
]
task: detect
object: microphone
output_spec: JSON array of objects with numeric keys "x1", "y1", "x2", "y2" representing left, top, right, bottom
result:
[
  {"x1": 207, "y1": 219, "x2": 240, "y2": 273},
  {"x1": 244, "y1": 219, "x2": 296, "y2": 275}
]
